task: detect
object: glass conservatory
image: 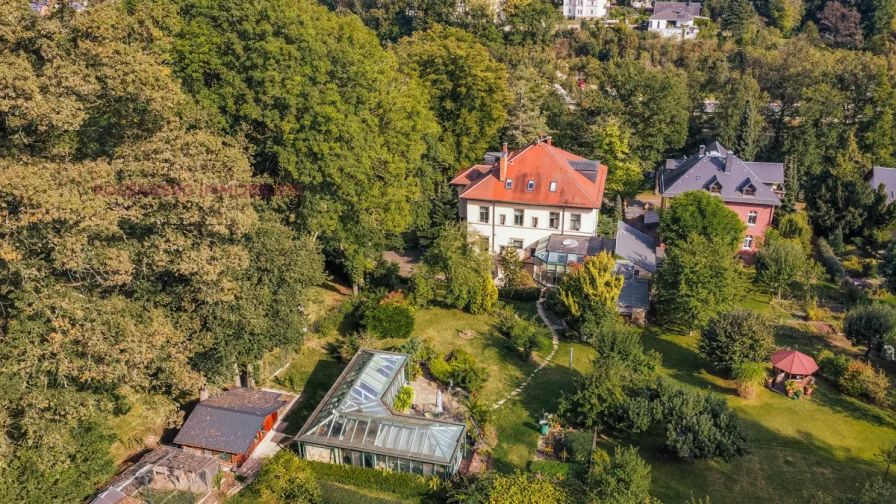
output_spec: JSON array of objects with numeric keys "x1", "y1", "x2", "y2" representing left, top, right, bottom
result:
[{"x1": 296, "y1": 349, "x2": 466, "y2": 478}]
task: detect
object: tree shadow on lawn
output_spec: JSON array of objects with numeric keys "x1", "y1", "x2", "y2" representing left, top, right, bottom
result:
[
  {"x1": 640, "y1": 327, "x2": 734, "y2": 396},
  {"x1": 604, "y1": 412, "x2": 890, "y2": 503},
  {"x1": 810, "y1": 380, "x2": 896, "y2": 429},
  {"x1": 280, "y1": 357, "x2": 346, "y2": 436}
]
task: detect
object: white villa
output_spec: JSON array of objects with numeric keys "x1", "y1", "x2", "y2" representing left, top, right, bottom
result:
[
  {"x1": 449, "y1": 137, "x2": 607, "y2": 258},
  {"x1": 563, "y1": 0, "x2": 609, "y2": 19},
  {"x1": 648, "y1": 2, "x2": 702, "y2": 40}
]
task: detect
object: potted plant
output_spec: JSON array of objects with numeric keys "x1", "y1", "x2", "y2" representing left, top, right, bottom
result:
[
  {"x1": 785, "y1": 380, "x2": 796, "y2": 398},
  {"x1": 793, "y1": 388, "x2": 804, "y2": 400},
  {"x1": 766, "y1": 378, "x2": 773, "y2": 388},
  {"x1": 804, "y1": 383, "x2": 815, "y2": 397}
]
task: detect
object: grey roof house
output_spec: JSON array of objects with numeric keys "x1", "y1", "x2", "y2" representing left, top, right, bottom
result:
[
  {"x1": 649, "y1": 2, "x2": 703, "y2": 40},
  {"x1": 867, "y1": 166, "x2": 896, "y2": 203},
  {"x1": 660, "y1": 142, "x2": 784, "y2": 253},
  {"x1": 174, "y1": 387, "x2": 288, "y2": 466}
]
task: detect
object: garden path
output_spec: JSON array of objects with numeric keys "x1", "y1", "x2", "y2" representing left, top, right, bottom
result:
[{"x1": 492, "y1": 300, "x2": 561, "y2": 410}]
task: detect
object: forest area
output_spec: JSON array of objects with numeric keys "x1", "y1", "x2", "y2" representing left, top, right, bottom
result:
[{"x1": 4, "y1": 0, "x2": 896, "y2": 501}]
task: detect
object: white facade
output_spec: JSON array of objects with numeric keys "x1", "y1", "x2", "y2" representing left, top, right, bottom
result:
[
  {"x1": 462, "y1": 199, "x2": 598, "y2": 254},
  {"x1": 648, "y1": 18, "x2": 699, "y2": 40},
  {"x1": 563, "y1": 0, "x2": 608, "y2": 19}
]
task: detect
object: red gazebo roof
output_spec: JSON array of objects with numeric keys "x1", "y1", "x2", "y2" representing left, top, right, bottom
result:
[{"x1": 771, "y1": 350, "x2": 819, "y2": 375}]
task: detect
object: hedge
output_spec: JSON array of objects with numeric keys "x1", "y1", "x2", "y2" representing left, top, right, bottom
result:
[
  {"x1": 498, "y1": 286, "x2": 542, "y2": 301},
  {"x1": 299, "y1": 458, "x2": 438, "y2": 500},
  {"x1": 319, "y1": 481, "x2": 408, "y2": 504},
  {"x1": 527, "y1": 460, "x2": 587, "y2": 481}
]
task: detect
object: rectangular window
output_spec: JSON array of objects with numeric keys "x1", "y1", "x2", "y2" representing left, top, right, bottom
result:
[
  {"x1": 743, "y1": 236, "x2": 753, "y2": 249},
  {"x1": 514, "y1": 209, "x2": 524, "y2": 226},
  {"x1": 549, "y1": 212, "x2": 560, "y2": 229},
  {"x1": 527, "y1": 180, "x2": 535, "y2": 191},
  {"x1": 505, "y1": 179, "x2": 513, "y2": 189},
  {"x1": 511, "y1": 239, "x2": 523, "y2": 248},
  {"x1": 747, "y1": 211, "x2": 758, "y2": 226},
  {"x1": 479, "y1": 206, "x2": 489, "y2": 223},
  {"x1": 549, "y1": 181, "x2": 557, "y2": 192},
  {"x1": 570, "y1": 213, "x2": 581, "y2": 231},
  {"x1": 499, "y1": 214, "x2": 506, "y2": 225},
  {"x1": 531, "y1": 217, "x2": 538, "y2": 228}
]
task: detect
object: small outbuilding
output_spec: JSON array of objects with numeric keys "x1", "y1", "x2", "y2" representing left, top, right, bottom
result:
[
  {"x1": 174, "y1": 387, "x2": 288, "y2": 467},
  {"x1": 770, "y1": 350, "x2": 818, "y2": 394}
]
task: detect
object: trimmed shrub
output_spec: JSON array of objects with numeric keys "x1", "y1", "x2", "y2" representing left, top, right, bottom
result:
[
  {"x1": 841, "y1": 360, "x2": 892, "y2": 407},
  {"x1": 732, "y1": 362, "x2": 767, "y2": 400},
  {"x1": 392, "y1": 385, "x2": 414, "y2": 413},
  {"x1": 409, "y1": 264, "x2": 436, "y2": 308},
  {"x1": 362, "y1": 293, "x2": 415, "y2": 339},
  {"x1": 255, "y1": 451, "x2": 321, "y2": 503},
  {"x1": 299, "y1": 458, "x2": 438, "y2": 500},
  {"x1": 498, "y1": 286, "x2": 541, "y2": 301},
  {"x1": 527, "y1": 461, "x2": 587, "y2": 481},
  {"x1": 446, "y1": 349, "x2": 489, "y2": 393}
]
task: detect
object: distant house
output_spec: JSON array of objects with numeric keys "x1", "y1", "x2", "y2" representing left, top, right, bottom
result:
[
  {"x1": 174, "y1": 387, "x2": 288, "y2": 467},
  {"x1": 660, "y1": 142, "x2": 784, "y2": 254},
  {"x1": 30, "y1": 0, "x2": 88, "y2": 16},
  {"x1": 648, "y1": 2, "x2": 702, "y2": 40},
  {"x1": 867, "y1": 166, "x2": 896, "y2": 203},
  {"x1": 449, "y1": 137, "x2": 608, "y2": 259},
  {"x1": 295, "y1": 349, "x2": 467, "y2": 479},
  {"x1": 563, "y1": 0, "x2": 609, "y2": 19}
]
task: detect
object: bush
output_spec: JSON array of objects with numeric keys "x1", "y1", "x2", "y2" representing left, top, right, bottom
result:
[
  {"x1": 732, "y1": 362, "x2": 767, "y2": 400},
  {"x1": 862, "y1": 259, "x2": 879, "y2": 278},
  {"x1": 396, "y1": 336, "x2": 436, "y2": 380},
  {"x1": 841, "y1": 360, "x2": 892, "y2": 407},
  {"x1": 366, "y1": 257, "x2": 401, "y2": 291},
  {"x1": 255, "y1": 451, "x2": 322, "y2": 504},
  {"x1": 842, "y1": 255, "x2": 863, "y2": 277},
  {"x1": 299, "y1": 457, "x2": 438, "y2": 500},
  {"x1": 315, "y1": 309, "x2": 344, "y2": 337},
  {"x1": 816, "y1": 350, "x2": 851, "y2": 383},
  {"x1": 498, "y1": 286, "x2": 541, "y2": 301},
  {"x1": 817, "y1": 238, "x2": 845, "y2": 282},
  {"x1": 527, "y1": 461, "x2": 587, "y2": 481},
  {"x1": 698, "y1": 310, "x2": 776, "y2": 373},
  {"x1": 563, "y1": 431, "x2": 595, "y2": 464},
  {"x1": 428, "y1": 354, "x2": 452, "y2": 383},
  {"x1": 469, "y1": 273, "x2": 498, "y2": 315},
  {"x1": 843, "y1": 303, "x2": 896, "y2": 356},
  {"x1": 445, "y1": 349, "x2": 489, "y2": 393},
  {"x1": 392, "y1": 385, "x2": 414, "y2": 413},
  {"x1": 498, "y1": 315, "x2": 552, "y2": 360},
  {"x1": 336, "y1": 332, "x2": 375, "y2": 362},
  {"x1": 361, "y1": 293, "x2": 415, "y2": 339}
]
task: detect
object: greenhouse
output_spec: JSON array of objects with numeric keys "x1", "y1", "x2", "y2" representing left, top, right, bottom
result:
[
  {"x1": 532, "y1": 234, "x2": 614, "y2": 286},
  {"x1": 295, "y1": 349, "x2": 466, "y2": 478}
]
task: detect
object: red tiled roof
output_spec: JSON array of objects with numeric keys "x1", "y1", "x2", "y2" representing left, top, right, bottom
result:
[{"x1": 450, "y1": 143, "x2": 607, "y2": 209}]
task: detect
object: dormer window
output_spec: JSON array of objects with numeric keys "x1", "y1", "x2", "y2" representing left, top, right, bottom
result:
[
  {"x1": 505, "y1": 179, "x2": 513, "y2": 189},
  {"x1": 695, "y1": 175, "x2": 702, "y2": 182},
  {"x1": 527, "y1": 180, "x2": 535, "y2": 191},
  {"x1": 743, "y1": 184, "x2": 755, "y2": 196},
  {"x1": 549, "y1": 181, "x2": 557, "y2": 192},
  {"x1": 709, "y1": 182, "x2": 722, "y2": 194}
]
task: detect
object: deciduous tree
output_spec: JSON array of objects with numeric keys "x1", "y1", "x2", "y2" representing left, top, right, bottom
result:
[
  {"x1": 698, "y1": 310, "x2": 776, "y2": 373},
  {"x1": 659, "y1": 191, "x2": 747, "y2": 253}
]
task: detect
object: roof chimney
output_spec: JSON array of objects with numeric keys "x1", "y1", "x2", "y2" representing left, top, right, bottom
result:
[
  {"x1": 499, "y1": 143, "x2": 508, "y2": 182},
  {"x1": 546, "y1": 136, "x2": 552, "y2": 146},
  {"x1": 698, "y1": 144, "x2": 705, "y2": 156},
  {"x1": 725, "y1": 151, "x2": 733, "y2": 173},
  {"x1": 199, "y1": 387, "x2": 209, "y2": 402}
]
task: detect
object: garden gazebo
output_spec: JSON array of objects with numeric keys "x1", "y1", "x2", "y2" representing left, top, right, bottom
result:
[{"x1": 770, "y1": 350, "x2": 818, "y2": 395}]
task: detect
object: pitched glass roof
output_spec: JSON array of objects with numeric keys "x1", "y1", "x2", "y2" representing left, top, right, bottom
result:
[{"x1": 296, "y1": 349, "x2": 466, "y2": 465}]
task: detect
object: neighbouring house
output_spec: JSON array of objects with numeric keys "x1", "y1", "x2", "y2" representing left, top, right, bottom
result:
[
  {"x1": 648, "y1": 2, "x2": 702, "y2": 40},
  {"x1": 30, "y1": 0, "x2": 88, "y2": 16},
  {"x1": 91, "y1": 446, "x2": 219, "y2": 504},
  {"x1": 867, "y1": 166, "x2": 896, "y2": 203},
  {"x1": 563, "y1": 0, "x2": 609, "y2": 19},
  {"x1": 295, "y1": 349, "x2": 467, "y2": 479},
  {"x1": 174, "y1": 387, "x2": 288, "y2": 467},
  {"x1": 660, "y1": 141, "x2": 784, "y2": 254},
  {"x1": 449, "y1": 137, "x2": 608, "y2": 260}
]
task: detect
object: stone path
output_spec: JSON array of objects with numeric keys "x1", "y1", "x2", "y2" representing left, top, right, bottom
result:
[{"x1": 492, "y1": 300, "x2": 561, "y2": 410}]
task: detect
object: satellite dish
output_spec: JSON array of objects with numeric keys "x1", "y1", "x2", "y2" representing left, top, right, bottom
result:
[{"x1": 561, "y1": 239, "x2": 578, "y2": 247}]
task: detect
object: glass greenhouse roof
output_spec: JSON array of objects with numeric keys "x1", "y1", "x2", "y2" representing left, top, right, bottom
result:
[{"x1": 296, "y1": 349, "x2": 466, "y2": 465}]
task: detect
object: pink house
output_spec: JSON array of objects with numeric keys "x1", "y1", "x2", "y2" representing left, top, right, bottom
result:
[{"x1": 659, "y1": 142, "x2": 783, "y2": 254}]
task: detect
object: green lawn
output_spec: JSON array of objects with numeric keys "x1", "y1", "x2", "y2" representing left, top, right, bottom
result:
[{"x1": 638, "y1": 315, "x2": 896, "y2": 503}]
